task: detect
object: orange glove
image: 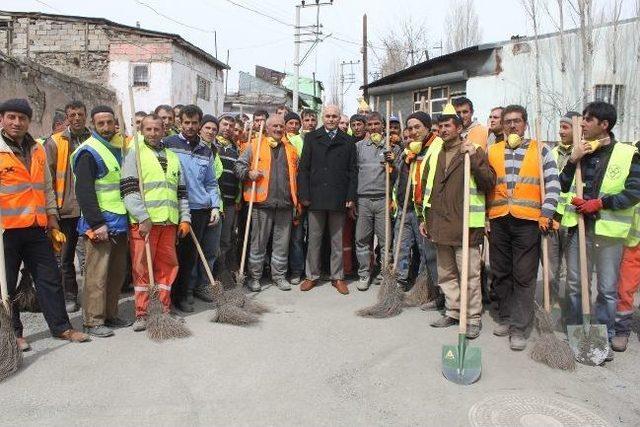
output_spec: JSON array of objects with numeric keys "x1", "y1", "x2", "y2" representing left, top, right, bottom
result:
[
  {"x1": 85, "y1": 229, "x2": 97, "y2": 241},
  {"x1": 49, "y1": 229, "x2": 67, "y2": 253},
  {"x1": 178, "y1": 222, "x2": 191, "y2": 238},
  {"x1": 538, "y1": 217, "x2": 551, "y2": 234},
  {"x1": 551, "y1": 219, "x2": 560, "y2": 231}
]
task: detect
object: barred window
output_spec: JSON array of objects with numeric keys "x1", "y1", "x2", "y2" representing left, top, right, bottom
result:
[
  {"x1": 132, "y1": 65, "x2": 149, "y2": 87},
  {"x1": 595, "y1": 84, "x2": 625, "y2": 118},
  {"x1": 197, "y1": 75, "x2": 211, "y2": 101}
]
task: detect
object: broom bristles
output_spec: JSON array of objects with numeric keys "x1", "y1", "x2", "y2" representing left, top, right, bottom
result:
[
  {"x1": 0, "y1": 304, "x2": 23, "y2": 382},
  {"x1": 529, "y1": 304, "x2": 576, "y2": 370},
  {"x1": 357, "y1": 267, "x2": 404, "y2": 318},
  {"x1": 243, "y1": 298, "x2": 271, "y2": 314},
  {"x1": 216, "y1": 302, "x2": 259, "y2": 325},
  {"x1": 146, "y1": 296, "x2": 192, "y2": 342},
  {"x1": 15, "y1": 271, "x2": 40, "y2": 313},
  {"x1": 403, "y1": 271, "x2": 434, "y2": 307}
]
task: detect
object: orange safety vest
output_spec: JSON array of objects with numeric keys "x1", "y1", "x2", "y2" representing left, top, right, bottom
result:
[
  {"x1": 50, "y1": 131, "x2": 70, "y2": 209},
  {"x1": 243, "y1": 140, "x2": 298, "y2": 206},
  {"x1": 487, "y1": 140, "x2": 542, "y2": 221},
  {"x1": 0, "y1": 143, "x2": 48, "y2": 229}
]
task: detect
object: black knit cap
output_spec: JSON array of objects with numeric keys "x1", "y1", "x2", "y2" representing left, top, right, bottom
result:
[
  {"x1": 200, "y1": 114, "x2": 218, "y2": 127},
  {"x1": 0, "y1": 98, "x2": 33, "y2": 119},
  {"x1": 406, "y1": 111, "x2": 432, "y2": 129},
  {"x1": 284, "y1": 111, "x2": 301, "y2": 123},
  {"x1": 350, "y1": 114, "x2": 367, "y2": 124},
  {"x1": 90, "y1": 105, "x2": 115, "y2": 118}
]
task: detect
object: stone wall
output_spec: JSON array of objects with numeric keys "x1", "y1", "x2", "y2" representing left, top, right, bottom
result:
[{"x1": 0, "y1": 53, "x2": 117, "y2": 138}]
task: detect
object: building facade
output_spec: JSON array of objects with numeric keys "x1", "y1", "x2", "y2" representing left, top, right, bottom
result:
[{"x1": 0, "y1": 11, "x2": 228, "y2": 132}]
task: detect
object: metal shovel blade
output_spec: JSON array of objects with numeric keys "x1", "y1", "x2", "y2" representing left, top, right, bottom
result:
[
  {"x1": 442, "y1": 335, "x2": 481, "y2": 385},
  {"x1": 567, "y1": 323, "x2": 609, "y2": 366}
]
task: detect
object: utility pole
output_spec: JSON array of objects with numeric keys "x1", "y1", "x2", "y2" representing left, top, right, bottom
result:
[
  {"x1": 362, "y1": 14, "x2": 368, "y2": 104},
  {"x1": 293, "y1": 0, "x2": 333, "y2": 113},
  {"x1": 224, "y1": 49, "x2": 230, "y2": 97},
  {"x1": 339, "y1": 60, "x2": 359, "y2": 111}
]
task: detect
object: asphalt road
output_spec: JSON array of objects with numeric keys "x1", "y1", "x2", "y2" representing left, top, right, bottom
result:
[{"x1": 1, "y1": 281, "x2": 639, "y2": 426}]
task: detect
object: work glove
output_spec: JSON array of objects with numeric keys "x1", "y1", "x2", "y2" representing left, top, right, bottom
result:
[
  {"x1": 138, "y1": 219, "x2": 152, "y2": 238},
  {"x1": 551, "y1": 219, "x2": 560, "y2": 232},
  {"x1": 571, "y1": 197, "x2": 585, "y2": 207},
  {"x1": 209, "y1": 208, "x2": 221, "y2": 226},
  {"x1": 178, "y1": 221, "x2": 191, "y2": 238},
  {"x1": 248, "y1": 170, "x2": 263, "y2": 181},
  {"x1": 49, "y1": 228, "x2": 67, "y2": 253},
  {"x1": 576, "y1": 198, "x2": 603, "y2": 215},
  {"x1": 538, "y1": 217, "x2": 552, "y2": 234}
]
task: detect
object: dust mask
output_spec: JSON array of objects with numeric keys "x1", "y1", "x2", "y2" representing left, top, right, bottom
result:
[
  {"x1": 408, "y1": 140, "x2": 423, "y2": 154},
  {"x1": 506, "y1": 133, "x2": 522, "y2": 149}
]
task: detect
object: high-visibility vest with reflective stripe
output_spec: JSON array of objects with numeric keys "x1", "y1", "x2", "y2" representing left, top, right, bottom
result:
[
  {"x1": 551, "y1": 146, "x2": 570, "y2": 218},
  {"x1": 422, "y1": 138, "x2": 485, "y2": 228},
  {"x1": 487, "y1": 140, "x2": 542, "y2": 221},
  {"x1": 0, "y1": 143, "x2": 48, "y2": 229},
  {"x1": 242, "y1": 141, "x2": 298, "y2": 206},
  {"x1": 71, "y1": 136, "x2": 126, "y2": 215},
  {"x1": 130, "y1": 142, "x2": 181, "y2": 224},
  {"x1": 412, "y1": 134, "x2": 439, "y2": 204},
  {"x1": 561, "y1": 142, "x2": 637, "y2": 238},
  {"x1": 625, "y1": 207, "x2": 640, "y2": 247},
  {"x1": 50, "y1": 131, "x2": 71, "y2": 209}
]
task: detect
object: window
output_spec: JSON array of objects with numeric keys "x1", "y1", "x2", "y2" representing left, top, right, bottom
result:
[
  {"x1": 197, "y1": 75, "x2": 211, "y2": 101},
  {"x1": 595, "y1": 84, "x2": 625, "y2": 117},
  {"x1": 413, "y1": 86, "x2": 466, "y2": 115},
  {"x1": 132, "y1": 65, "x2": 149, "y2": 87}
]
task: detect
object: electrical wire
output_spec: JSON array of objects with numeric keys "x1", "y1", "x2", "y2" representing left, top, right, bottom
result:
[
  {"x1": 134, "y1": 0, "x2": 216, "y2": 34},
  {"x1": 222, "y1": 0, "x2": 293, "y2": 27}
]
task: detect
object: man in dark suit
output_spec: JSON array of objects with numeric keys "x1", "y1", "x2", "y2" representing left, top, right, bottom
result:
[{"x1": 298, "y1": 105, "x2": 358, "y2": 295}]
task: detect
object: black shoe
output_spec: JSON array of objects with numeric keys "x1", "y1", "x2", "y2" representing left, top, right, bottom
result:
[
  {"x1": 430, "y1": 316, "x2": 458, "y2": 328},
  {"x1": 175, "y1": 300, "x2": 194, "y2": 313},
  {"x1": 186, "y1": 290, "x2": 195, "y2": 305},
  {"x1": 105, "y1": 317, "x2": 133, "y2": 329},
  {"x1": 193, "y1": 284, "x2": 215, "y2": 302}
]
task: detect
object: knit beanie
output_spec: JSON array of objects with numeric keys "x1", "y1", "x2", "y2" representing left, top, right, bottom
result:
[
  {"x1": 200, "y1": 114, "x2": 218, "y2": 128},
  {"x1": 0, "y1": 98, "x2": 33, "y2": 119},
  {"x1": 406, "y1": 111, "x2": 431, "y2": 129},
  {"x1": 350, "y1": 114, "x2": 367, "y2": 124},
  {"x1": 284, "y1": 111, "x2": 301, "y2": 123},
  {"x1": 560, "y1": 111, "x2": 581, "y2": 125}
]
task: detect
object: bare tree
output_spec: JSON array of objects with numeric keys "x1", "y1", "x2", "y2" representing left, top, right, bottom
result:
[
  {"x1": 567, "y1": 0, "x2": 595, "y2": 105},
  {"x1": 376, "y1": 17, "x2": 430, "y2": 76},
  {"x1": 521, "y1": 0, "x2": 543, "y2": 124},
  {"x1": 543, "y1": 0, "x2": 568, "y2": 73},
  {"x1": 444, "y1": 0, "x2": 482, "y2": 53}
]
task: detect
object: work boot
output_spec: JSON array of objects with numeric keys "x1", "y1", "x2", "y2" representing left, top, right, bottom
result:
[
  {"x1": 420, "y1": 295, "x2": 445, "y2": 311},
  {"x1": 289, "y1": 275, "x2": 302, "y2": 286},
  {"x1": 186, "y1": 290, "x2": 195, "y2": 305},
  {"x1": 248, "y1": 279, "x2": 261, "y2": 292},
  {"x1": 132, "y1": 316, "x2": 147, "y2": 332},
  {"x1": 105, "y1": 317, "x2": 133, "y2": 329},
  {"x1": 194, "y1": 284, "x2": 215, "y2": 302},
  {"x1": 175, "y1": 300, "x2": 194, "y2": 313},
  {"x1": 300, "y1": 279, "x2": 317, "y2": 292},
  {"x1": 611, "y1": 335, "x2": 629, "y2": 352},
  {"x1": 84, "y1": 325, "x2": 114, "y2": 338},
  {"x1": 430, "y1": 315, "x2": 458, "y2": 328},
  {"x1": 57, "y1": 329, "x2": 90, "y2": 343},
  {"x1": 16, "y1": 337, "x2": 31, "y2": 352},
  {"x1": 274, "y1": 278, "x2": 292, "y2": 291},
  {"x1": 356, "y1": 277, "x2": 370, "y2": 291},
  {"x1": 65, "y1": 299, "x2": 79, "y2": 313},
  {"x1": 332, "y1": 280, "x2": 349, "y2": 295},
  {"x1": 466, "y1": 323, "x2": 482, "y2": 339},
  {"x1": 509, "y1": 334, "x2": 527, "y2": 351},
  {"x1": 493, "y1": 323, "x2": 510, "y2": 337},
  {"x1": 605, "y1": 347, "x2": 615, "y2": 362}
]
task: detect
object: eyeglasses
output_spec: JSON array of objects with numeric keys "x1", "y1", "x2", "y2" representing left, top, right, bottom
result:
[{"x1": 504, "y1": 118, "x2": 524, "y2": 125}]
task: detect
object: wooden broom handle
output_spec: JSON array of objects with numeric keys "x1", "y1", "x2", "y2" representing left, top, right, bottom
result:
[
  {"x1": 534, "y1": 118, "x2": 551, "y2": 313},
  {"x1": 572, "y1": 115, "x2": 590, "y2": 315},
  {"x1": 392, "y1": 110, "x2": 411, "y2": 270},
  {"x1": 459, "y1": 153, "x2": 471, "y2": 334},
  {"x1": 239, "y1": 122, "x2": 265, "y2": 274},
  {"x1": 384, "y1": 100, "x2": 391, "y2": 269}
]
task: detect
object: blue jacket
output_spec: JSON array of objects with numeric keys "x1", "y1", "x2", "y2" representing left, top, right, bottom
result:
[{"x1": 163, "y1": 133, "x2": 221, "y2": 210}]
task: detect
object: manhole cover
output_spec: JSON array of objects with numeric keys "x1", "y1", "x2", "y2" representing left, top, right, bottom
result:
[{"x1": 468, "y1": 394, "x2": 609, "y2": 426}]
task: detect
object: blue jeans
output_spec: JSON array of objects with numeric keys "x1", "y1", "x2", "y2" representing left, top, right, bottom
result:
[
  {"x1": 565, "y1": 228, "x2": 623, "y2": 339},
  {"x1": 289, "y1": 212, "x2": 307, "y2": 277},
  {"x1": 191, "y1": 222, "x2": 222, "y2": 288},
  {"x1": 394, "y1": 208, "x2": 437, "y2": 285}
]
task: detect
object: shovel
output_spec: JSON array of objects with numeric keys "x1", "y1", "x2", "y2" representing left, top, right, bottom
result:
[
  {"x1": 566, "y1": 116, "x2": 609, "y2": 365},
  {"x1": 442, "y1": 152, "x2": 481, "y2": 385}
]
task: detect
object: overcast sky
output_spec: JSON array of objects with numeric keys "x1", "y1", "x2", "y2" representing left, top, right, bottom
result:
[{"x1": 3, "y1": 0, "x2": 636, "y2": 113}]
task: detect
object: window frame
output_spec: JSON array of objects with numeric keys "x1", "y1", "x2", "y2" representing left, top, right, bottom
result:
[{"x1": 131, "y1": 64, "x2": 149, "y2": 87}]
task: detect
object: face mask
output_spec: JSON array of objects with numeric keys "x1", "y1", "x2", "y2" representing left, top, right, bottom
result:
[
  {"x1": 408, "y1": 140, "x2": 423, "y2": 154},
  {"x1": 267, "y1": 137, "x2": 279, "y2": 148},
  {"x1": 506, "y1": 133, "x2": 522, "y2": 149},
  {"x1": 370, "y1": 133, "x2": 383, "y2": 144},
  {"x1": 586, "y1": 138, "x2": 602, "y2": 152},
  {"x1": 216, "y1": 135, "x2": 230, "y2": 145},
  {"x1": 559, "y1": 140, "x2": 572, "y2": 149}
]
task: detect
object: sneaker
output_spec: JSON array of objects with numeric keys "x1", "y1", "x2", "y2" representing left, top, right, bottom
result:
[
  {"x1": 466, "y1": 323, "x2": 482, "y2": 339},
  {"x1": 105, "y1": 317, "x2": 133, "y2": 329},
  {"x1": 175, "y1": 300, "x2": 194, "y2": 313},
  {"x1": 509, "y1": 334, "x2": 527, "y2": 351},
  {"x1": 611, "y1": 335, "x2": 629, "y2": 352},
  {"x1": 274, "y1": 278, "x2": 292, "y2": 291},
  {"x1": 84, "y1": 325, "x2": 114, "y2": 338},
  {"x1": 65, "y1": 299, "x2": 79, "y2": 313},
  {"x1": 289, "y1": 275, "x2": 302, "y2": 286},
  {"x1": 430, "y1": 316, "x2": 458, "y2": 328},
  {"x1": 132, "y1": 316, "x2": 147, "y2": 332},
  {"x1": 194, "y1": 284, "x2": 215, "y2": 302},
  {"x1": 248, "y1": 279, "x2": 261, "y2": 292},
  {"x1": 356, "y1": 277, "x2": 370, "y2": 291},
  {"x1": 493, "y1": 323, "x2": 510, "y2": 337},
  {"x1": 605, "y1": 347, "x2": 615, "y2": 362}
]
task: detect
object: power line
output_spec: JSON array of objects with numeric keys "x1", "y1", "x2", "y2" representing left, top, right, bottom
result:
[
  {"x1": 223, "y1": 0, "x2": 293, "y2": 27},
  {"x1": 134, "y1": 0, "x2": 216, "y2": 34},
  {"x1": 229, "y1": 37, "x2": 290, "y2": 51}
]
